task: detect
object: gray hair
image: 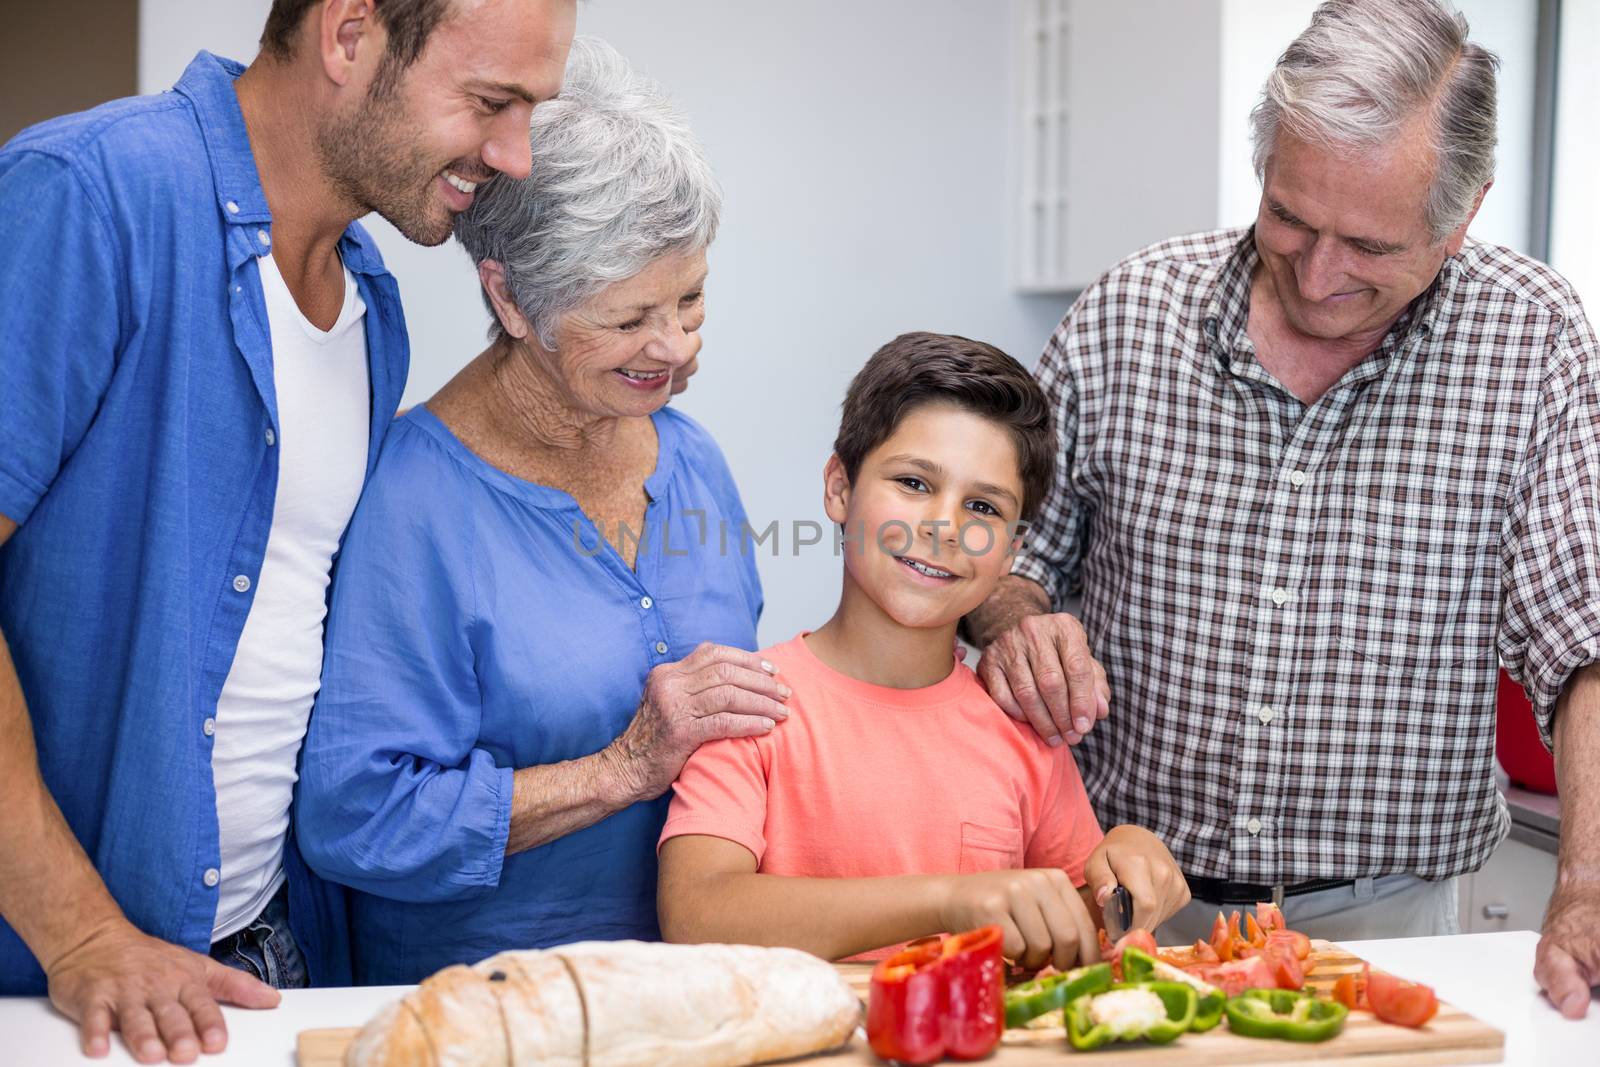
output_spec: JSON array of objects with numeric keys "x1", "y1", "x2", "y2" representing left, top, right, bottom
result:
[
  {"x1": 454, "y1": 36, "x2": 722, "y2": 348},
  {"x1": 1250, "y1": 0, "x2": 1498, "y2": 243}
]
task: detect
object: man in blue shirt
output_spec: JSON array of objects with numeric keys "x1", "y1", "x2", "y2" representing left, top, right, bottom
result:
[{"x1": 0, "y1": 0, "x2": 575, "y2": 1061}]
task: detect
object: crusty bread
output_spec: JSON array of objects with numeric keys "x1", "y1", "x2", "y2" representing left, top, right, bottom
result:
[{"x1": 345, "y1": 941, "x2": 862, "y2": 1067}]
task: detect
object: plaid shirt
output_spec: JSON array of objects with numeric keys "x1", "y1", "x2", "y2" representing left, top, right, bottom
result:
[{"x1": 1012, "y1": 227, "x2": 1600, "y2": 883}]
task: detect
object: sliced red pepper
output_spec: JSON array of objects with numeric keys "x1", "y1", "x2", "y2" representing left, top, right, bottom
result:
[
  {"x1": 867, "y1": 926, "x2": 1004, "y2": 1064},
  {"x1": 868, "y1": 940, "x2": 946, "y2": 1064},
  {"x1": 938, "y1": 926, "x2": 1004, "y2": 1060},
  {"x1": 1367, "y1": 971, "x2": 1439, "y2": 1028}
]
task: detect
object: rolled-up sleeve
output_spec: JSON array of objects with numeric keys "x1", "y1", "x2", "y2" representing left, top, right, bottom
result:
[
  {"x1": 1498, "y1": 308, "x2": 1600, "y2": 746},
  {"x1": 0, "y1": 151, "x2": 121, "y2": 525},
  {"x1": 296, "y1": 464, "x2": 513, "y2": 902},
  {"x1": 1010, "y1": 295, "x2": 1089, "y2": 610}
]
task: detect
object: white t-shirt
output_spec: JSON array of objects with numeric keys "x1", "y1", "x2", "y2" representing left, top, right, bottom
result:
[{"x1": 211, "y1": 253, "x2": 371, "y2": 939}]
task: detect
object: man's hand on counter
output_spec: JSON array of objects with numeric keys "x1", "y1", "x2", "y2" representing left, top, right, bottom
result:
[
  {"x1": 1536, "y1": 663, "x2": 1600, "y2": 1019},
  {"x1": 1536, "y1": 885, "x2": 1600, "y2": 1020},
  {"x1": 46, "y1": 919, "x2": 278, "y2": 1063}
]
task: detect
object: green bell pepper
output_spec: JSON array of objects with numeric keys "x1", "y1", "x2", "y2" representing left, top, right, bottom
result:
[
  {"x1": 1065, "y1": 982, "x2": 1197, "y2": 1050},
  {"x1": 1224, "y1": 988, "x2": 1349, "y2": 1042},
  {"x1": 1003, "y1": 962, "x2": 1113, "y2": 1028},
  {"x1": 1119, "y1": 948, "x2": 1225, "y2": 1032}
]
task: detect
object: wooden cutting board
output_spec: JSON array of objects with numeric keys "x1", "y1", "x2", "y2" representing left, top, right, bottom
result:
[{"x1": 297, "y1": 941, "x2": 1504, "y2": 1066}]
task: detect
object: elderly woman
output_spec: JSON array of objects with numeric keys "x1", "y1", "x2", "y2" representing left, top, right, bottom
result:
[{"x1": 295, "y1": 38, "x2": 784, "y2": 984}]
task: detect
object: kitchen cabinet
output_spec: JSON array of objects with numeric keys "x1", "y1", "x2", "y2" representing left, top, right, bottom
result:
[
  {"x1": 1459, "y1": 837, "x2": 1558, "y2": 933},
  {"x1": 1457, "y1": 784, "x2": 1560, "y2": 933}
]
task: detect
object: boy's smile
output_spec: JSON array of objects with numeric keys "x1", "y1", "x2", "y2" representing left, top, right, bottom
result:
[{"x1": 825, "y1": 402, "x2": 1027, "y2": 631}]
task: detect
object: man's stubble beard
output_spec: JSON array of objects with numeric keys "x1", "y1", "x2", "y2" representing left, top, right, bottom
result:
[{"x1": 315, "y1": 83, "x2": 456, "y2": 247}]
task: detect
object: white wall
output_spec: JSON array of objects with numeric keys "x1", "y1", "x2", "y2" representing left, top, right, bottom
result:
[
  {"x1": 1550, "y1": 0, "x2": 1600, "y2": 309},
  {"x1": 140, "y1": 1, "x2": 1069, "y2": 645},
  {"x1": 1217, "y1": 0, "x2": 1539, "y2": 253}
]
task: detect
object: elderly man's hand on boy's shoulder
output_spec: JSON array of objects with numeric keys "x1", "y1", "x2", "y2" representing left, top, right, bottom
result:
[
  {"x1": 1083, "y1": 826, "x2": 1191, "y2": 934},
  {"x1": 972, "y1": 593, "x2": 1111, "y2": 746},
  {"x1": 936, "y1": 867, "x2": 1102, "y2": 973}
]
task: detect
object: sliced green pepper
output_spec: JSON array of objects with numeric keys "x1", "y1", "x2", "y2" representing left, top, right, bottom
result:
[
  {"x1": 1065, "y1": 982, "x2": 1197, "y2": 1050},
  {"x1": 1002, "y1": 962, "x2": 1112, "y2": 1028},
  {"x1": 1119, "y1": 949, "x2": 1224, "y2": 1032},
  {"x1": 1224, "y1": 988, "x2": 1349, "y2": 1042},
  {"x1": 1191, "y1": 988, "x2": 1226, "y2": 1033}
]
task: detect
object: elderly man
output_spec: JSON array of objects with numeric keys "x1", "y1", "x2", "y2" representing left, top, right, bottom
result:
[
  {"x1": 0, "y1": 0, "x2": 575, "y2": 1060},
  {"x1": 967, "y1": 0, "x2": 1600, "y2": 1018}
]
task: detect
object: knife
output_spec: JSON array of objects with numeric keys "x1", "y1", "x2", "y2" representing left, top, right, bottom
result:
[{"x1": 1103, "y1": 885, "x2": 1134, "y2": 942}]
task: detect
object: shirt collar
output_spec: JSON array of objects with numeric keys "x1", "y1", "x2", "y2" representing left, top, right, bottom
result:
[
  {"x1": 1202, "y1": 229, "x2": 1259, "y2": 372},
  {"x1": 172, "y1": 50, "x2": 386, "y2": 277}
]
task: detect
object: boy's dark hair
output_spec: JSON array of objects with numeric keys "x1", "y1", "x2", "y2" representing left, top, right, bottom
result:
[
  {"x1": 834, "y1": 332, "x2": 1056, "y2": 521},
  {"x1": 261, "y1": 0, "x2": 453, "y2": 96}
]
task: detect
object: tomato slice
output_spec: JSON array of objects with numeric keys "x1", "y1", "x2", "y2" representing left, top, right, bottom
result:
[
  {"x1": 1332, "y1": 972, "x2": 1366, "y2": 1010},
  {"x1": 1367, "y1": 971, "x2": 1439, "y2": 1028},
  {"x1": 1244, "y1": 912, "x2": 1266, "y2": 948},
  {"x1": 1209, "y1": 913, "x2": 1234, "y2": 962},
  {"x1": 1191, "y1": 938, "x2": 1220, "y2": 964},
  {"x1": 1115, "y1": 929, "x2": 1159, "y2": 959},
  {"x1": 1262, "y1": 945, "x2": 1304, "y2": 990},
  {"x1": 1266, "y1": 929, "x2": 1313, "y2": 961},
  {"x1": 1192, "y1": 955, "x2": 1276, "y2": 997},
  {"x1": 1254, "y1": 901, "x2": 1286, "y2": 934}
]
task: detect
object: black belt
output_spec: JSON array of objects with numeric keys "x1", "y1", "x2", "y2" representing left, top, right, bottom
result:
[{"x1": 1185, "y1": 874, "x2": 1355, "y2": 907}]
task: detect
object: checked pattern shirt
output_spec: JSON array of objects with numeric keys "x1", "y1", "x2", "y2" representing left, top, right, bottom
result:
[{"x1": 1012, "y1": 227, "x2": 1600, "y2": 883}]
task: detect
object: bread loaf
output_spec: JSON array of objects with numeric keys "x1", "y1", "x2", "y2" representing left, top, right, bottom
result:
[{"x1": 345, "y1": 941, "x2": 862, "y2": 1067}]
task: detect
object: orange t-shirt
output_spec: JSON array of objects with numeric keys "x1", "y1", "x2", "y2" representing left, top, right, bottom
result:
[{"x1": 660, "y1": 634, "x2": 1105, "y2": 919}]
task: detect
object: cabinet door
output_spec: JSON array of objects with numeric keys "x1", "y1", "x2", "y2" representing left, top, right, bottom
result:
[{"x1": 1466, "y1": 838, "x2": 1558, "y2": 933}]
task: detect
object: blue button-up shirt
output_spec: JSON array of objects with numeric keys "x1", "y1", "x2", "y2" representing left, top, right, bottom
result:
[
  {"x1": 0, "y1": 52, "x2": 409, "y2": 993},
  {"x1": 296, "y1": 407, "x2": 762, "y2": 984}
]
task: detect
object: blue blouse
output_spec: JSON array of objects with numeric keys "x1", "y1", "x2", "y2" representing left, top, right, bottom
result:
[{"x1": 296, "y1": 405, "x2": 762, "y2": 984}]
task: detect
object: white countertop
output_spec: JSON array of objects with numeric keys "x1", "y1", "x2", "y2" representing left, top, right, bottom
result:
[{"x1": 1, "y1": 930, "x2": 1595, "y2": 1065}]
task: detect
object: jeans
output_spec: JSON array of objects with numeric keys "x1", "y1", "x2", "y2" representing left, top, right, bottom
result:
[
  {"x1": 1156, "y1": 873, "x2": 1461, "y2": 945},
  {"x1": 209, "y1": 883, "x2": 309, "y2": 989}
]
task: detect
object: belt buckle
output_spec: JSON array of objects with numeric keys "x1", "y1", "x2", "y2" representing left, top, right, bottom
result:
[{"x1": 1271, "y1": 884, "x2": 1285, "y2": 909}]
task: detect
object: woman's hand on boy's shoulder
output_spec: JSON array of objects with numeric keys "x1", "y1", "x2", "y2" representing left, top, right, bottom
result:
[
  {"x1": 975, "y1": 610, "x2": 1111, "y2": 747},
  {"x1": 1083, "y1": 826, "x2": 1192, "y2": 934},
  {"x1": 935, "y1": 867, "x2": 1101, "y2": 973}
]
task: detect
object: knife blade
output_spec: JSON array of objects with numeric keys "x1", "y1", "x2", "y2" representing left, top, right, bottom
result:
[{"x1": 1103, "y1": 885, "x2": 1134, "y2": 942}]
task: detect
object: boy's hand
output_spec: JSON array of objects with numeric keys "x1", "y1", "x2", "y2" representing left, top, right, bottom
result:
[
  {"x1": 937, "y1": 868, "x2": 1100, "y2": 972},
  {"x1": 1083, "y1": 826, "x2": 1191, "y2": 933}
]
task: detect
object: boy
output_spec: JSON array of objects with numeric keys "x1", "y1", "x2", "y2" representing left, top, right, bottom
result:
[{"x1": 658, "y1": 332, "x2": 1189, "y2": 971}]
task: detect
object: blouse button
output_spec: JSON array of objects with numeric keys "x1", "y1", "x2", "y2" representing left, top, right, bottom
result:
[
  {"x1": 640, "y1": 596, "x2": 654, "y2": 610},
  {"x1": 654, "y1": 641, "x2": 668, "y2": 655}
]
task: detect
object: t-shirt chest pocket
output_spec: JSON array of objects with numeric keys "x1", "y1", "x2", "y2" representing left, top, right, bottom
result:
[{"x1": 958, "y1": 820, "x2": 1026, "y2": 873}]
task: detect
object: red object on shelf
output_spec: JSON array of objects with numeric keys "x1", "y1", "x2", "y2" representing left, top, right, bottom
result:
[{"x1": 1496, "y1": 669, "x2": 1558, "y2": 795}]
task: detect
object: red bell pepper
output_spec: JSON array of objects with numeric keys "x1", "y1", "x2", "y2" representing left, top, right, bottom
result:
[{"x1": 867, "y1": 926, "x2": 1004, "y2": 1064}]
